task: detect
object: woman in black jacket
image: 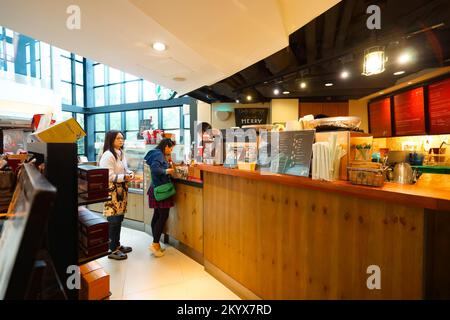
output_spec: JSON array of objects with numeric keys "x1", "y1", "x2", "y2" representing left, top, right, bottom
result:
[{"x1": 144, "y1": 138, "x2": 176, "y2": 257}]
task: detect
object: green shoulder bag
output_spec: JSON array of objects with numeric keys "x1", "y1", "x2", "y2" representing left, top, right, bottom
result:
[{"x1": 153, "y1": 181, "x2": 176, "y2": 201}]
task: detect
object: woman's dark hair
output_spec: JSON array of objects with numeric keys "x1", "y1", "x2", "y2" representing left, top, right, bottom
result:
[
  {"x1": 103, "y1": 130, "x2": 124, "y2": 159},
  {"x1": 201, "y1": 122, "x2": 212, "y2": 133},
  {"x1": 156, "y1": 138, "x2": 176, "y2": 152}
]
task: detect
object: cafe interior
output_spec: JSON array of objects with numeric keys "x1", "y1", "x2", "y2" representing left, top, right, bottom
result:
[{"x1": 0, "y1": 0, "x2": 450, "y2": 300}]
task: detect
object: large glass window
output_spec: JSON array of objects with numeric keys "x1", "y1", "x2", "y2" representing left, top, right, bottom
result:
[
  {"x1": 60, "y1": 57, "x2": 72, "y2": 82},
  {"x1": 109, "y1": 84, "x2": 121, "y2": 105},
  {"x1": 94, "y1": 64, "x2": 105, "y2": 86},
  {"x1": 108, "y1": 67, "x2": 122, "y2": 84},
  {"x1": 95, "y1": 114, "x2": 105, "y2": 131},
  {"x1": 75, "y1": 61, "x2": 84, "y2": 85},
  {"x1": 125, "y1": 111, "x2": 139, "y2": 130},
  {"x1": 59, "y1": 52, "x2": 84, "y2": 106},
  {"x1": 143, "y1": 109, "x2": 159, "y2": 129},
  {"x1": 61, "y1": 81, "x2": 72, "y2": 105},
  {"x1": 143, "y1": 81, "x2": 158, "y2": 101},
  {"x1": 94, "y1": 87, "x2": 105, "y2": 107},
  {"x1": 110, "y1": 112, "x2": 122, "y2": 130},
  {"x1": 125, "y1": 81, "x2": 139, "y2": 103},
  {"x1": 162, "y1": 107, "x2": 181, "y2": 129}
]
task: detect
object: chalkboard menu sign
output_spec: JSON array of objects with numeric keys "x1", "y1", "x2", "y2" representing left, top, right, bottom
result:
[
  {"x1": 235, "y1": 108, "x2": 268, "y2": 127},
  {"x1": 428, "y1": 78, "x2": 450, "y2": 134},
  {"x1": 369, "y1": 98, "x2": 392, "y2": 137},
  {"x1": 259, "y1": 130, "x2": 314, "y2": 177},
  {"x1": 393, "y1": 87, "x2": 425, "y2": 136}
]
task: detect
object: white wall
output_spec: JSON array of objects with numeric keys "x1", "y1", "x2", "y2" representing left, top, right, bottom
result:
[
  {"x1": 349, "y1": 99, "x2": 369, "y2": 133},
  {"x1": 211, "y1": 102, "x2": 271, "y2": 129},
  {"x1": 270, "y1": 99, "x2": 299, "y2": 123},
  {"x1": 196, "y1": 100, "x2": 212, "y2": 124}
]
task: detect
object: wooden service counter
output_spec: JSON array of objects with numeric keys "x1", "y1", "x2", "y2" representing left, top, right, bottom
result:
[{"x1": 197, "y1": 164, "x2": 450, "y2": 300}]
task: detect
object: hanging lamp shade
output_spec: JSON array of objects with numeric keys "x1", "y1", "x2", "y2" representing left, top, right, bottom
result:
[{"x1": 362, "y1": 46, "x2": 386, "y2": 76}]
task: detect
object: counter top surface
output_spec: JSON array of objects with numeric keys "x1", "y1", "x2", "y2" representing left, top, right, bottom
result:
[{"x1": 197, "y1": 164, "x2": 450, "y2": 211}]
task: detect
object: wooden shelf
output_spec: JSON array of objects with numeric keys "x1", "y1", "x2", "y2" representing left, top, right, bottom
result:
[
  {"x1": 78, "y1": 196, "x2": 111, "y2": 206},
  {"x1": 78, "y1": 250, "x2": 109, "y2": 265}
]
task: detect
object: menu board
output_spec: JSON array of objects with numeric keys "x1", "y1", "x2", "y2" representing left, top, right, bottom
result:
[
  {"x1": 235, "y1": 108, "x2": 268, "y2": 127},
  {"x1": 393, "y1": 87, "x2": 425, "y2": 136},
  {"x1": 428, "y1": 78, "x2": 450, "y2": 134},
  {"x1": 260, "y1": 130, "x2": 314, "y2": 177},
  {"x1": 369, "y1": 98, "x2": 392, "y2": 137}
]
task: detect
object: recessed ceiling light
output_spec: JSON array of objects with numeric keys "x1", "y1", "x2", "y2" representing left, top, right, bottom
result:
[
  {"x1": 172, "y1": 76, "x2": 186, "y2": 82},
  {"x1": 273, "y1": 89, "x2": 280, "y2": 95},
  {"x1": 236, "y1": 99, "x2": 240, "y2": 103},
  {"x1": 152, "y1": 42, "x2": 167, "y2": 51},
  {"x1": 340, "y1": 71, "x2": 349, "y2": 79},
  {"x1": 300, "y1": 82, "x2": 307, "y2": 89},
  {"x1": 408, "y1": 81, "x2": 413, "y2": 85},
  {"x1": 246, "y1": 95, "x2": 252, "y2": 101},
  {"x1": 325, "y1": 83, "x2": 333, "y2": 87},
  {"x1": 393, "y1": 71, "x2": 405, "y2": 76},
  {"x1": 379, "y1": 92, "x2": 384, "y2": 95},
  {"x1": 283, "y1": 91, "x2": 290, "y2": 95}
]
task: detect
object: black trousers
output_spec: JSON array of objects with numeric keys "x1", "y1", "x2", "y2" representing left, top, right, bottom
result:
[
  {"x1": 107, "y1": 214, "x2": 124, "y2": 251},
  {"x1": 151, "y1": 208, "x2": 170, "y2": 243}
]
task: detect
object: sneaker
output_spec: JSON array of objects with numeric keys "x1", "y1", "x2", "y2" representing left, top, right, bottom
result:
[
  {"x1": 108, "y1": 250, "x2": 127, "y2": 260},
  {"x1": 149, "y1": 244, "x2": 165, "y2": 257},
  {"x1": 118, "y1": 245, "x2": 132, "y2": 253}
]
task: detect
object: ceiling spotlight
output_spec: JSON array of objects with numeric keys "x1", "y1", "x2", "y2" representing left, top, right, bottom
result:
[
  {"x1": 273, "y1": 89, "x2": 280, "y2": 95},
  {"x1": 325, "y1": 83, "x2": 333, "y2": 87},
  {"x1": 393, "y1": 71, "x2": 405, "y2": 76},
  {"x1": 282, "y1": 91, "x2": 290, "y2": 95},
  {"x1": 300, "y1": 82, "x2": 307, "y2": 89},
  {"x1": 246, "y1": 95, "x2": 252, "y2": 101},
  {"x1": 236, "y1": 99, "x2": 240, "y2": 103},
  {"x1": 152, "y1": 42, "x2": 167, "y2": 51},
  {"x1": 398, "y1": 52, "x2": 412, "y2": 65},
  {"x1": 362, "y1": 46, "x2": 386, "y2": 76},
  {"x1": 340, "y1": 71, "x2": 349, "y2": 79}
]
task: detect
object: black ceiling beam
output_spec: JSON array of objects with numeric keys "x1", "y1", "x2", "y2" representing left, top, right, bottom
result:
[
  {"x1": 321, "y1": 4, "x2": 340, "y2": 59},
  {"x1": 304, "y1": 21, "x2": 317, "y2": 64},
  {"x1": 335, "y1": 0, "x2": 357, "y2": 52}
]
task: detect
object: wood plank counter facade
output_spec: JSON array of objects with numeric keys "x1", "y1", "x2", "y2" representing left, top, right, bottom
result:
[{"x1": 199, "y1": 165, "x2": 450, "y2": 299}]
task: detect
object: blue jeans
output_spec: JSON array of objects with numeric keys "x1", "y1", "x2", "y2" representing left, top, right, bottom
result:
[{"x1": 107, "y1": 215, "x2": 124, "y2": 252}]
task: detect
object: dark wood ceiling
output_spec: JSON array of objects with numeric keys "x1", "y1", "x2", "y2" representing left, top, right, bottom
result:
[{"x1": 188, "y1": 0, "x2": 450, "y2": 103}]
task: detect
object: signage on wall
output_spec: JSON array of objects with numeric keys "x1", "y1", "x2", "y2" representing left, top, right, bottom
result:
[
  {"x1": 369, "y1": 98, "x2": 392, "y2": 137},
  {"x1": 428, "y1": 78, "x2": 450, "y2": 134},
  {"x1": 393, "y1": 87, "x2": 425, "y2": 136},
  {"x1": 235, "y1": 108, "x2": 268, "y2": 127}
]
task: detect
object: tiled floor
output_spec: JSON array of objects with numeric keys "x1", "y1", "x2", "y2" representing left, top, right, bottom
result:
[{"x1": 96, "y1": 227, "x2": 240, "y2": 300}]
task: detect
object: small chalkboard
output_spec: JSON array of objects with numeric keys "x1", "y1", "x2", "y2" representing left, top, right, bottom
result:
[
  {"x1": 259, "y1": 130, "x2": 314, "y2": 177},
  {"x1": 235, "y1": 108, "x2": 268, "y2": 127}
]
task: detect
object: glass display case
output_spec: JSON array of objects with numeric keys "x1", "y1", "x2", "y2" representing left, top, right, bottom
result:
[
  {"x1": 124, "y1": 141, "x2": 186, "y2": 193},
  {"x1": 123, "y1": 140, "x2": 154, "y2": 193}
]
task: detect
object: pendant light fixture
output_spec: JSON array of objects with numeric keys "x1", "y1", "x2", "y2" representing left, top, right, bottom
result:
[{"x1": 362, "y1": 46, "x2": 386, "y2": 76}]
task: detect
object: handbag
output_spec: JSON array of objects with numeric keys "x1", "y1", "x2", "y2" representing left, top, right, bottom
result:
[{"x1": 153, "y1": 181, "x2": 176, "y2": 201}]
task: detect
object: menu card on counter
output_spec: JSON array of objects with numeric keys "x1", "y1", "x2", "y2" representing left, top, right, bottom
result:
[
  {"x1": 393, "y1": 87, "x2": 425, "y2": 136},
  {"x1": 259, "y1": 130, "x2": 314, "y2": 177},
  {"x1": 369, "y1": 98, "x2": 392, "y2": 137},
  {"x1": 428, "y1": 78, "x2": 450, "y2": 134}
]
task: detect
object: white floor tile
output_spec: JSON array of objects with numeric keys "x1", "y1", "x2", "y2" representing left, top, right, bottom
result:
[{"x1": 95, "y1": 227, "x2": 240, "y2": 300}]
